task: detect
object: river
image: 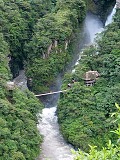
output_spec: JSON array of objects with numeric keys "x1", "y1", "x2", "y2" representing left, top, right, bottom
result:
[{"x1": 13, "y1": 4, "x2": 116, "y2": 160}]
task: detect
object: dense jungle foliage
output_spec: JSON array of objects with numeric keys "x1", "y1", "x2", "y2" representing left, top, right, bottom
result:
[
  {"x1": 0, "y1": 33, "x2": 43, "y2": 159},
  {"x1": 73, "y1": 103, "x2": 120, "y2": 160},
  {"x1": 0, "y1": 0, "x2": 87, "y2": 159},
  {"x1": 58, "y1": 8, "x2": 120, "y2": 152},
  {"x1": 26, "y1": 0, "x2": 86, "y2": 93},
  {"x1": 0, "y1": 0, "x2": 48, "y2": 159},
  {"x1": 0, "y1": 0, "x2": 54, "y2": 77},
  {"x1": 0, "y1": 0, "x2": 118, "y2": 159},
  {"x1": 0, "y1": 0, "x2": 87, "y2": 93},
  {"x1": 0, "y1": 0, "x2": 114, "y2": 94}
]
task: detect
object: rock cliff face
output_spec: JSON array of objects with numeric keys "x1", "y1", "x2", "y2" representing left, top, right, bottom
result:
[
  {"x1": 86, "y1": 0, "x2": 116, "y2": 22},
  {"x1": 116, "y1": 0, "x2": 120, "y2": 8}
]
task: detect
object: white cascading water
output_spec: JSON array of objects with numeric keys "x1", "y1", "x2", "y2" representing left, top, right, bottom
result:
[
  {"x1": 105, "y1": 4, "x2": 117, "y2": 26},
  {"x1": 84, "y1": 13, "x2": 104, "y2": 43},
  {"x1": 37, "y1": 6, "x2": 116, "y2": 160},
  {"x1": 37, "y1": 107, "x2": 73, "y2": 160},
  {"x1": 73, "y1": 12, "x2": 104, "y2": 69},
  {"x1": 73, "y1": 4, "x2": 116, "y2": 72}
]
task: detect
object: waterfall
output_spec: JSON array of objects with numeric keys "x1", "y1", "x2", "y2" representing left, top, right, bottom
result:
[
  {"x1": 84, "y1": 12, "x2": 104, "y2": 44},
  {"x1": 105, "y1": 5, "x2": 117, "y2": 26}
]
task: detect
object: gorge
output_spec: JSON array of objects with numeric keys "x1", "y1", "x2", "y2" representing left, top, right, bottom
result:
[
  {"x1": 37, "y1": 3, "x2": 117, "y2": 160},
  {"x1": 0, "y1": 0, "x2": 119, "y2": 160}
]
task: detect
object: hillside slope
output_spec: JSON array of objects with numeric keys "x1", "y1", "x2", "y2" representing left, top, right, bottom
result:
[{"x1": 57, "y1": 8, "x2": 120, "y2": 152}]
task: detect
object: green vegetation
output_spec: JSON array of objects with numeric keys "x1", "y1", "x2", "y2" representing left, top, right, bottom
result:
[
  {"x1": 0, "y1": 0, "x2": 118, "y2": 159},
  {"x1": 57, "y1": 8, "x2": 120, "y2": 152},
  {"x1": 0, "y1": 1, "x2": 47, "y2": 159},
  {"x1": 73, "y1": 103, "x2": 120, "y2": 160},
  {"x1": 0, "y1": 90, "x2": 43, "y2": 160},
  {"x1": 0, "y1": 0, "x2": 87, "y2": 93},
  {"x1": 0, "y1": 0, "x2": 54, "y2": 77},
  {"x1": 26, "y1": 0, "x2": 86, "y2": 93},
  {"x1": 2, "y1": 0, "x2": 114, "y2": 94},
  {"x1": 0, "y1": 0, "x2": 87, "y2": 159},
  {"x1": 0, "y1": 31, "x2": 43, "y2": 159}
]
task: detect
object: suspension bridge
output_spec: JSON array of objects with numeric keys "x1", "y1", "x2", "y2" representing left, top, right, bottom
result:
[{"x1": 35, "y1": 89, "x2": 68, "y2": 97}]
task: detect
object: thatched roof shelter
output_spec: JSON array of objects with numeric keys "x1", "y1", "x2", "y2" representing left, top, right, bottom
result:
[
  {"x1": 83, "y1": 71, "x2": 100, "y2": 86},
  {"x1": 84, "y1": 71, "x2": 100, "y2": 81}
]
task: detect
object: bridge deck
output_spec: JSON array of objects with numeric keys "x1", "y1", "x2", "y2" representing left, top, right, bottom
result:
[{"x1": 35, "y1": 90, "x2": 68, "y2": 97}]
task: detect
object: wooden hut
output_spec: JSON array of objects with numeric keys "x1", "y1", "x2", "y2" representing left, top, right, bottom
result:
[{"x1": 84, "y1": 71, "x2": 100, "y2": 86}]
